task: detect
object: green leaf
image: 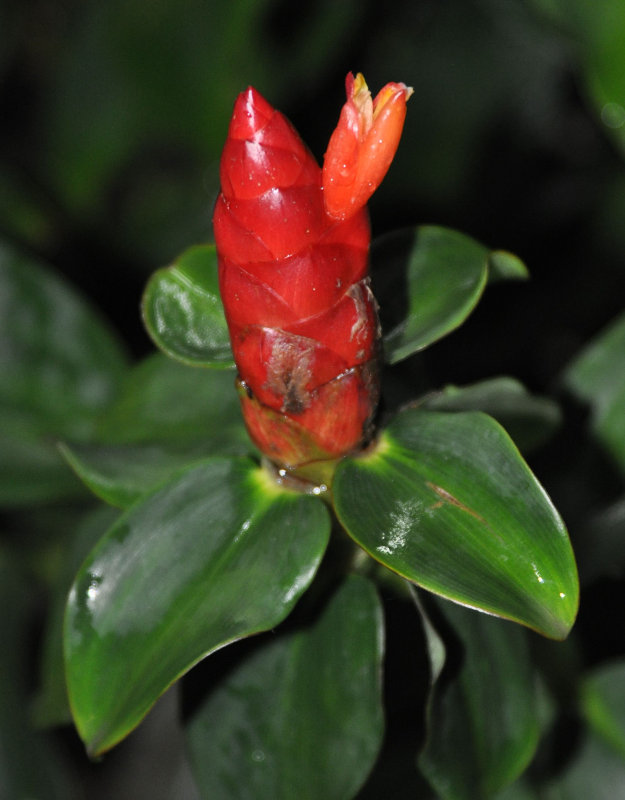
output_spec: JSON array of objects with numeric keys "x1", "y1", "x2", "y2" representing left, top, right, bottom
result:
[
  {"x1": 0, "y1": 558, "x2": 78, "y2": 798},
  {"x1": 61, "y1": 354, "x2": 252, "y2": 507},
  {"x1": 488, "y1": 250, "x2": 529, "y2": 282},
  {"x1": 0, "y1": 416, "x2": 84, "y2": 506},
  {"x1": 333, "y1": 408, "x2": 579, "y2": 639},
  {"x1": 32, "y1": 506, "x2": 120, "y2": 728},
  {"x1": 542, "y1": 730, "x2": 625, "y2": 800},
  {"x1": 575, "y1": 496, "x2": 625, "y2": 585},
  {"x1": 64, "y1": 457, "x2": 330, "y2": 756},
  {"x1": 60, "y1": 440, "x2": 246, "y2": 509},
  {"x1": 0, "y1": 240, "x2": 128, "y2": 505},
  {"x1": 581, "y1": 660, "x2": 625, "y2": 759},
  {"x1": 372, "y1": 226, "x2": 491, "y2": 365},
  {"x1": 142, "y1": 244, "x2": 234, "y2": 368},
  {"x1": 187, "y1": 574, "x2": 384, "y2": 800},
  {"x1": 422, "y1": 377, "x2": 561, "y2": 453},
  {"x1": 0, "y1": 240, "x2": 127, "y2": 435},
  {"x1": 95, "y1": 353, "x2": 246, "y2": 444},
  {"x1": 564, "y1": 311, "x2": 625, "y2": 475},
  {"x1": 564, "y1": 311, "x2": 625, "y2": 412},
  {"x1": 410, "y1": 586, "x2": 446, "y2": 687},
  {"x1": 529, "y1": 0, "x2": 625, "y2": 158},
  {"x1": 494, "y1": 779, "x2": 539, "y2": 800},
  {"x1": 418, "y1": 600, "x2": 541, "y2": 799}
]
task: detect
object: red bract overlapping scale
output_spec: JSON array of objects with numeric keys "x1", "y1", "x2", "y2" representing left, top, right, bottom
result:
[
  {"x1": 286, "y1": 278, "x2": 379, "y2": 367},
  {"x1": 214, "y1": 76, "x2": 409, "y2": 470},
  {"x1": 223, "y1": 185, "x2": 325, "y2": 260},
  {"x1": 220, "y1": 87, "x2": 319, "y2": 201},
  {"x1": 237, "y1": 362, "x2": 378, "y2": 466},
  {"x1": 217, "y1": 259, "x2": 298, "y2": 330},
  {"x1": 231, "y1": 326, "x2": 348, "y2": 412},
  {"x1": 233, "y1": 240, "x2": 367, "y2": 319}
]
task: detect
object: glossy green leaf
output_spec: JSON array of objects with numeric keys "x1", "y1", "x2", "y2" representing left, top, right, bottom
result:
[
  {"x1": 0, "y1": 240, "x2": 128, "y2": 504},
  {"x1": 33, "y1": 506, "x2": 120, "y2": 728},
  {"x1": 372, "y1": 226, "x2": 491, "y2": 364},
  {"x1": 60, "y1": 354, "x2": 252, "y2": 507},
  {"x1": 64, "y1": 457, "x2": 330, "y2": 756},
  {"x1": 564, "y1": 311, "x2": 625, "y2": 475},
  {"x1": 61, "y1": 440, "x2": 250, "y2": 509},
  {"x1": 142, "y1": 244, "x2": 234, "y2": 368},
  {"x1": 422, "y1": 377, "x2": 561, "y2": 453},
  {"x1": 333, "y1": 408, "x2": 578, "y2": 639},
  {"x1": 187, "y1": 574, "x2": 384, "y2": 800},
  {"x1": 418, "y1": 600, "x2": 540, "y2": 799}
]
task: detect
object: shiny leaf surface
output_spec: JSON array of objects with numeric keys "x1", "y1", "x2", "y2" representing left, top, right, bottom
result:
[
  {"x1": 61, "y1": 441, "x2": 243, "y2": 509},
  {"x1": 187, "y1": 574, "x2": 384, "y2": 800},
  {"x1": 418, "y1": 600, "x2": 540, "y2": 799},
  {"x1": 33, "y1": 506, "x2": 120, "y2": 728},
  {"x1": 142, "y1": 244, "x2": 234, "y2": 367},
  {"x1": 64, "y1": 457, "x2": 330, "y2": 755},
  {"x1": 333, "y1": 408, "x2": 578, "y2": 639},
  {"x1": 372, "y1": 226, "x2": 490, "y2": 364}
]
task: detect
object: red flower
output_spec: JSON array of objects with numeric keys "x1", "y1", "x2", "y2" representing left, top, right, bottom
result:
[
  {"x1": 214, "y1": 73, "x2": 411, "y2": 476},
  {"x1": 323, "y1": 73, "x2": 413, "y2": 221}
]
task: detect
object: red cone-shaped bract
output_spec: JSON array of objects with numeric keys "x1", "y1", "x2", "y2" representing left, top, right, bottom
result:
[{"x1": 214, "y1": 76, "x2": 410, "y2": 471}]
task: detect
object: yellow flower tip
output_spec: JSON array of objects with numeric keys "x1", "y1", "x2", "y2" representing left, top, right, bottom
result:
[
  {"x1": 352, "y1": 72, "x2": 368, "y2": 95},
  {"x1": 351, "y1": 73, "x2": 373, "y2": 133},
  {"x1": 373, "y1": 82, "x2": 413, "y2": 122},
  {"x1": 323, "y1": 73, "x2": 412, "y2": 220}
]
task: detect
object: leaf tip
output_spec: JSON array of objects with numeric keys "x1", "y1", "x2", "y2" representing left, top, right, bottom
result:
[{"x1": 488, "y1": 250, "x2": 530, "y2": 282}]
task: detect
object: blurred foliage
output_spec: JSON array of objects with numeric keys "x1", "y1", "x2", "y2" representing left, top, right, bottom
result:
[{"x1": 2, "y1": 0, "x2": 625, "y2": 797}]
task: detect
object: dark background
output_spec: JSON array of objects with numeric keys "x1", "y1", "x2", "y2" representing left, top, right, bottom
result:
[
  {"x1": 2, "y1": 0, "x2": 625, "y2": 796},
  {"x1": 4, "y1": 0, "x2": 625, "y2": 516},
  {"x1": 3, "y1": 0, "x2": 625, "y2": 375}
]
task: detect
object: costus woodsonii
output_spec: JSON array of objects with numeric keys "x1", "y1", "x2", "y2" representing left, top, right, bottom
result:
[{"x1": 214, "y1": 73, "x2": 412, "y2": 474}]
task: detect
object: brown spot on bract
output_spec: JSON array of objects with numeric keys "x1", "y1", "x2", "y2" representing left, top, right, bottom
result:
[
  {"x1": 265, "y1": 337, "x2": 313, "y2": 414},
  {"x1": 347, "y1": 281, "x2": 367, "y2": 342}
]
